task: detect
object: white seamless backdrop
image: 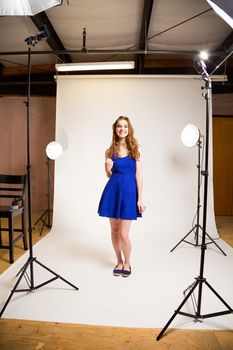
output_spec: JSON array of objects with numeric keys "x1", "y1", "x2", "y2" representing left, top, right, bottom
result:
[
  {"x1": 54, "y1": 75, "x2": 214, "y2": 236},
  {"x1": 0, "y1": 75, "x2": 232, "y2": 330}
]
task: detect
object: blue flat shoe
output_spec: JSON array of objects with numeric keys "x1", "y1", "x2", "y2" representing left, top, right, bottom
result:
[
  {"x1": 113, "y1": 265, "x2": 123, "y2": 276},
  {"x1": 122, "y1": 266, "x2": 131, "y2": 277}
]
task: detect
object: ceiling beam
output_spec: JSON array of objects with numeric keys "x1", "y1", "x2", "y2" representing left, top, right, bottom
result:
[
  {"x1": 136, "y1": 0, "x2": 154, "y2": 73},
  {"x1": 30, "y1": 11, "x2": 72, "y2": 63},
  {"x1": 0, "y1": 49, "x2": 200, "y2": 56}
]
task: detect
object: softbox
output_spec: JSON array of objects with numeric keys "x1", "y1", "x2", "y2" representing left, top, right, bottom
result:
[
  {"x1": 0, "y1": 0, "x2": 62, "y2": 16},
  {"x1": 207, "y1": 0, "x2": 233, "y2": 28}
]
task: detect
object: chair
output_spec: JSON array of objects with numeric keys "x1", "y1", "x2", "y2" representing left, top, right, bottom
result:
[{"x1": 0, "y1": 174, "x2": 28, "y2": 263}]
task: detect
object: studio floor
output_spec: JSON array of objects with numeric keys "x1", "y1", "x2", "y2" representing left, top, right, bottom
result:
[
  {"x1": 0, "y1": 215, "x2": 232, "y2": 350},
  {"x1": 1, "y1": 215, "x2": 232, "y2": 275}
]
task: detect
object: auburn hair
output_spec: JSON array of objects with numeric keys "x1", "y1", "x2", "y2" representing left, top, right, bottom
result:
[{"x1": 107, "y1": 116, "x2": 140, "y2": 160}]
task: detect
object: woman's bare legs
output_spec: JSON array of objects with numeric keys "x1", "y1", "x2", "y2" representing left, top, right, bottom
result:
[
  {"x1": 119, "y1": 219, "x2": 132, "y2": 271},
  {"x1": 109, "y1": 218, "x2": 123, "y2": 269},
  {"x1": 109, "y1": 218, "x2": 132, "y2": 271}
]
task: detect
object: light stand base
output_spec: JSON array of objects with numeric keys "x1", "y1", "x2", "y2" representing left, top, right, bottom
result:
[
  {"x1": 34, "y1": 209, "x2": 52, "y2": 235},
  {"x1": 156, "y1": 276, "x2": 232, "y2": 341},
  {"x1": 0, "y1": 257, "x2": 79, "y2": 318},
  {"x1": 170, "y1": 224, "x2": 226, "y2": 256}
]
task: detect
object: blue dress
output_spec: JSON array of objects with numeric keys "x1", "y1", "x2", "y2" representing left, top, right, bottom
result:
[{"x1": 98, "y1": 154, "x2": 142, "y2": 220}]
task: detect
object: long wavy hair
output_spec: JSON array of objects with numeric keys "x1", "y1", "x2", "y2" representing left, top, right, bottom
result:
[{"x1": 107, "y1": 116, "x2": 140, "y2": 160}]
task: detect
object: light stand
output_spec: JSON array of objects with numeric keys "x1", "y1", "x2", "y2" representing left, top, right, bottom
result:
[
  {"x1": 34, "y1": 156, "x2": 52, "y2": 236},
  {"x1": 170, "y1": 137, "x2": 226, "y2": 255},
  {"x1": 156, "y1": 64, "x2": 232, "y2": 341},
  {"x1": 0, "y1": 44, "x2": 79, "y2": 319}
]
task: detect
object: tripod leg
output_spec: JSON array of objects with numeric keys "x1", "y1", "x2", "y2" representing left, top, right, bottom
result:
[
  {"x1": 34, "y1": 210, "x2": 47, "y2": 226},
  {"x1": 170, "y1": 226, "x2": 196, "y2": 252},
  {"x1": 205, "y1": 232, "x2": 226, "y2": 256},
  {"x1": 16, "y1": 262, "x2": 27, "y2": 277},
  {"x1": 204, "y1": 280, "x2": 232, "y2": 311},
  {"x1": 0, "y1": 258, "x2": 31, "y2": 317},
  {"x1": 1, "y1": 258, "x2": 79, "y2": 318},
  {"x1": 156, "y1": 279, "x2": 199, "y2": 340},
  {"x1": 39, "y1": 210, "x2": 49, "y2": 236},
  {"x1": 35, "y1": 259, "x2": 79, "y2": 290}
]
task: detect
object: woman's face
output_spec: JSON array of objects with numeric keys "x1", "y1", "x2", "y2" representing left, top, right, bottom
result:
[{"x1": 115, "y1": 119, "x2": 128, "y2": 139}]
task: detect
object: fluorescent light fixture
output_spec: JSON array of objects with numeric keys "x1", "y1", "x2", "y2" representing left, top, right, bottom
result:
[
  {"x1": 55, "y1": 61, "x2": 135, "y2": 72},
  {"x1": 207, "y1": 0, "x2": 233, "y2": 28},
  {"x1": 181, "y1": 124, "x2": 200, "y2": 147}
]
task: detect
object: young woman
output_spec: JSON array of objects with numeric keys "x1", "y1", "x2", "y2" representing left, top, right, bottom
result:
[{"x1": 98, "y1": 116, "x2": 145, "y2": 277}]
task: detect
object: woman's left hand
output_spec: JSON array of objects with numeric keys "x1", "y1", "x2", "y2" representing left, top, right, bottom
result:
[{"x1": 138, "y1": 201, "x2": 146, "y2": 214}]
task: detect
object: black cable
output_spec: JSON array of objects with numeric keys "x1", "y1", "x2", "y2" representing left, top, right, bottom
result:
[
  {"x1": 105, "y1": 7, "x2": 212, "y2": 61},
  {"x1": 147, "y1": 8, "x2": 212, "y2": 41}
]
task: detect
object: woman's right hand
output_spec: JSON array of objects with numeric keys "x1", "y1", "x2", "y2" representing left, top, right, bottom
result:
[{"x1": 105, "y1": 158, "x2": 113, "y2": 177}]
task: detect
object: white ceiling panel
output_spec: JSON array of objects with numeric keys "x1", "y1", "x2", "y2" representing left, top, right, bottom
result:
[
  {"x1": 47, "y1": 0, "x2": 143, "y2": 50},
  {"x1": 148, "y1": 0, "x2": 231, "y2": 52}
]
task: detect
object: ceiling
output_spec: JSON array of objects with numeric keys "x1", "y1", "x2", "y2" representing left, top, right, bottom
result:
[{"x1": 0, "y1": 0, "x2": 232, "y2": 95}]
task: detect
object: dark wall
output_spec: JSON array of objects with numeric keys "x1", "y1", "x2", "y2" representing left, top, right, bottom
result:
[{"x1": 0, "y1": 96, "x2": 56, "y2": 211}]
